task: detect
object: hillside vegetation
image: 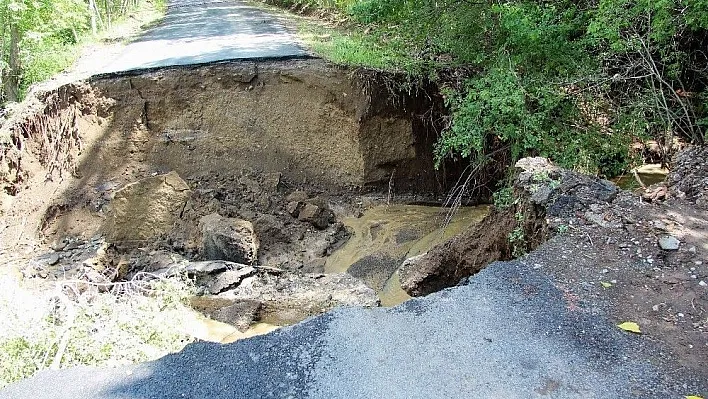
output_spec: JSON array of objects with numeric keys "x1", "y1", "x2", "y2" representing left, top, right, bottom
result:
[
  {"x1": 0, "y1": 0, "x2": 165, "y2": 103},
  {"x1": 287, "y1": 0, "x2": 707, "y2": 182}
]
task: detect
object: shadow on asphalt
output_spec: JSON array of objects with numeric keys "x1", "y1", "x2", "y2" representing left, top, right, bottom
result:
[
  {"x1": 3, "y1": 263, "x2": 707, "y2": 398},
  {"x1": 103, "y1": 316, "x2": 330, "y2": 398}
]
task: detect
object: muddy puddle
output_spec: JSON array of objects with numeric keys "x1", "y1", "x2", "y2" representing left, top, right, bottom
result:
[
  {"x1": 613, "y1": 164, "x2": 668, "y2": 189},
  {"x1": 325, "y1": 204, "x2": 490, "y2": 306}
]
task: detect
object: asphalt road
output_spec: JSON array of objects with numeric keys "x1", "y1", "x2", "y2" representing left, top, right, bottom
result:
[
  {"x1": 2, "y1": 261, "x2": 705, "y2": 398},
  {"x1": 102, "y1": 0, "x2": 309, "y2": 74}
]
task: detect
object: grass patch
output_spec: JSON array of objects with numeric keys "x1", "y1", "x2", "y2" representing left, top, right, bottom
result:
[
  {"x1": 16, "y1": 0, "x2": 166, "y2": 99},
  {"x1": 297, "y1": 23, "x2": 416, "y2": 72},
  {"x1": 0, "y1": 275, "x2": 196, "y2": 388}
]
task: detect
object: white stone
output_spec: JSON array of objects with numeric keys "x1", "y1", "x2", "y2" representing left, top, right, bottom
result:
[{"x1": 658, "y1": 235, "x2": 680, "y2": 251}]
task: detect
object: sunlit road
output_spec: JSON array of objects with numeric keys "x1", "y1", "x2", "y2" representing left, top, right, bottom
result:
[{"x1": 102, "y1": 0, "x2": 309, "y2": 73}]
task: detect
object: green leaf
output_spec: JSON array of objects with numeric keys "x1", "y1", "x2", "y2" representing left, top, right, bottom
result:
[{"x1": 617, "y1": 321, "x2": 641, "y2": 334}]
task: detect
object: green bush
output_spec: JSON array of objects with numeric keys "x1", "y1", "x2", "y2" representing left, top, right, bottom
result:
[
  {"x1": 300, "y1": 0, "x2": 706, "y2": 178},
  {"x1": 19, "y1": 39, "x2": 79, "y2": 94},
  {"x1": 347, "y1": 0, "x2": 398, "y2": 24}
]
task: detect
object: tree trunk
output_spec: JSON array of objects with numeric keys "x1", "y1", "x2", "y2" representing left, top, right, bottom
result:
[
  {"x1": 105, "y1": 0, "x2": 111, "y2": 29},
  {"x1": 89, "y1": 0, "x2": 97, "y2": 35},
  {"x1": 0, "y1": 2, "x2": 8, "y2": 103},
  {"x1": 2, "y1": 23, "x2": 20, "y2": 102}
]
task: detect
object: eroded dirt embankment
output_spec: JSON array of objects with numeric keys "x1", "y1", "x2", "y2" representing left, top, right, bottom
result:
[
  {"x1": 399, "y1": 155, "x2": 708, "y2": 380},
  {"x1": 83, "y1": 59, "x2": 443, "y2": 192},
  {"x1": 1, "y1": 57, "x2": 706, "y2": 389},
  {"x1": 0, "y1": 59, "x2": 454, "y2": 250},
  {"x1": 1, "y1": 59, "x2": 487, "y2": 339}
]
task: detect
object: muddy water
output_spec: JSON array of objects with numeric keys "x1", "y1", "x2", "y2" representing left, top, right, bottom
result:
[
  {"x1": 613, "y1": 164, "x2": 669, "y2": 189},
  {"x1": 190, "y1": 204, "x2": 489, "y2": 343},
  {"x1": 182, "y1": 309, "x2": 280, "y2": 344},
  {"x1": 325, "y1": 205, "x2": 490, "y2": 306}
]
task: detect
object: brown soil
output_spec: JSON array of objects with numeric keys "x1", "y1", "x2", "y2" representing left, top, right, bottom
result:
[
  {"x1": 0, "y1": 59, "x2": 447, "y2": 264},
  {"x1": 533, "y1": 194, "x2": 708, "y2": 373},
  {"x1": 399, "y1": 202, "x2": 547, "y2": 296},
  {"x1": 1, "y1": 56, "x2": 705, "y2": 383}
]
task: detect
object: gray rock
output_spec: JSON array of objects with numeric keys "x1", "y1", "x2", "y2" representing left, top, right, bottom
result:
[
  {"x1": 516, "y1": 157, "x2": 621, "y2": 216},
  {"x1": 530, "y1": 185, "x2": 553, "y2": 204},
  {"x1": 189, "y1": 296, "x2": 262, "y2": 331},
  {"x1": 297, "y1": 203, "x2": 334, "y2": 230},
  {"x1": 658, "y1": 235, "x2": 680, "y2": 251},
  {"x1": 584, "y1": 211, "x2": 622, "y2": 229},
  {"x1": 185, "y1": 260, "x2": 244, "y2": 275},
  {"x1": 286, "y1": 191, "x2": 309, "y2": 202},
  {"x1": 31, "y1": 252, "x2": 62, "y2": 268},
  {"x1": 200, "y1": 213, "x2": 259, "y2": 264},
  {"x1": 140, "y1": 250, "x2": 186, "y2": 273},
  {"x1": 668, "y1": 146, "x2": 708, "y2": 207},
  {"x1": 261, "y1": 172, "x2": 282, "y2": 193},
  {"x1": 45, "y1": 253, "x2": 60, "y2": 266},
  {"x1": 286, "y1": 201, "x2": 302, "y2": 217},
  {"x1": 51, "y1": 240, "x2": 67, "y2": 251},
  {"x1": 207, "y1": 267, "x2": 257, "y2": 294},
  {"x1": 64, "y1": 240, "x2": 83, "y2": 251},
  {"x1": 219, "y1": 272, "x2": 379, "y2": 325},
  {"x1": 213, "y1": 299, "x2": 262, "y2": 332}
]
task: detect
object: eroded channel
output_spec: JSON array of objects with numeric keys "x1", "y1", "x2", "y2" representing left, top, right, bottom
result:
[{"x1": 0, "y1": 59, "x2": 495, "y2": 343}]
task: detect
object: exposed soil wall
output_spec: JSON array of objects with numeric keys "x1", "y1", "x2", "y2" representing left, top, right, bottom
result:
[
  {"x1": 399, "y1": 192, "x2": 548, "y2": 296},
  {"x1": 0, "y1": 58, "x2": 462, "y2": 271},
  {"x1": 1, "y1": 59, "x2": 447, "y2": 199},
  {"x1": 83, "y1": 59, "x2": 444, "y2": 194}
]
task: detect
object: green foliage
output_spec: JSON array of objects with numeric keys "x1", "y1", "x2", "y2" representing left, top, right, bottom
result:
[
  {"x1": 19, "y1": 39, "x2": 79, "y2": 93},
  {"x1": 0, "y1": 337, "x2": 54, "y2": 384},
  {"x1": 299, "y1": 24, "x2": 423, "y2": 73},
  {"x1": 1, "y1": 0, "x2": 164, "y2": 103},
  {"x1": 298, "y1": 0, "x2": 707, "y2": 178},
  {"x1": 347, "y1": 0, "x2": 397, "y2": 24},
  {"x1": 508, "y1": 226, "x2": 526, "y2": 257},
  {"x1": 492, "y1": 186, "x2": 515, "y2": 209}
]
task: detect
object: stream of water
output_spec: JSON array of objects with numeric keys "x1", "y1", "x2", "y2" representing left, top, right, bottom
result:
[{"x1": 325, "y1": 204, "x2": 490, "y2": 306}]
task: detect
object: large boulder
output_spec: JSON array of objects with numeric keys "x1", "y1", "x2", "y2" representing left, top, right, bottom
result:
[
  {"x1": 200, "y1": 213, "x2": 259, "y2": 264},
  {"x1": 297, "y1": 203, "x2": 334, "y2": 229},
  {"x1": 103, "y1": 171, "x2": 190, "y2": 244}
]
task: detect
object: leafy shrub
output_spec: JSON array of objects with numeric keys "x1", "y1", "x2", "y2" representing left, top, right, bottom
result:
[
  {"x1": 347, "y1": 0, "x2": 398, "y2": 24},
  {"x1": 303, "y1": 0, "x2": 706, "y2": 178}
]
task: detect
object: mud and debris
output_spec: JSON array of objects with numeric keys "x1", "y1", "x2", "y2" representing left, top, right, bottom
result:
[
  {"x1": 0, "y1": 59, "x2": 474, "y2": 339},
  {"x1": 0, "y1": 57, "x2": 706, "y2": 387}
]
